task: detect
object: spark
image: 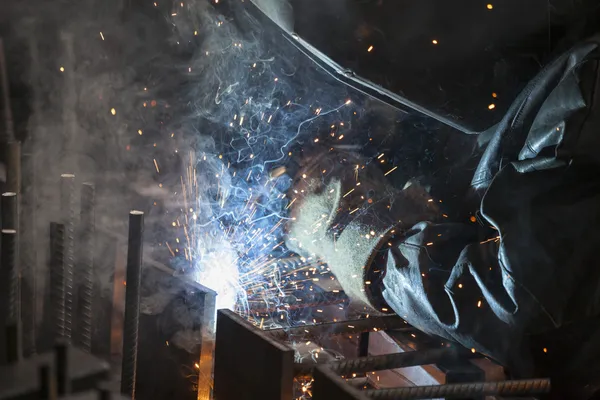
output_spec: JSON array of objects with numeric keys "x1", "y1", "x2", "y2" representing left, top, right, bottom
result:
[
  {"x1": 367, "y1": 45, "x2": 374, "y2": 52},
  {"x1": 432, "y1": 39, "x2": 439, "y2": 45},
  {"x1": 99, "y1": 32, "x2": 105, "y2": 40},
  {"x1": 488, "y1": 103, "x2": 496, "y2": 110},
  {"x1": 153, "y1": 159, "x2": 160, "y2": 173},
  {"x1": 384, "y1": 166, "x2": 398, "y2": 176},
  {"x1": 110, "y1": 108, "x2": 116, "y2": 115}
]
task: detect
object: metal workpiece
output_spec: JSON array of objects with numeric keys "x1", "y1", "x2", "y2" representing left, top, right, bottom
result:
[
  {"x1": 295, "y1": 346, "x2": 471, "y2": 377},
  {"x1": 214, "y1": 309, "x2": 295, "y2": 400},
  {"x1": 1, "y1": 229, "x2": 19, "y2": 323},
  {"x1": 39, "y1": 364, "x2": 58, "y2": 400},
  {"x1": 364, "y1": 378, "x2": 552, "y2": 399},
  {"x1": 312, "y1": 365, "x2": 370, "y2": 400},
  {"x1": 265, "y1": 315, "x2": 410, "y2": 341},
  {"x1": 1, "y1": 192, "x2": 17, "y2": 230},
  {"x1": 135, "y1": 268, "x2": 216, "y2": 400},
  {"x1": 49, "y1": 223, "x2": 66, "y2": 342},
  {"x1": 197, "y1": 285, "x2": 217, "y2": 400},
  {"x1": 0, "y1": 344, "x2": 110, "y2": 399},
  {"x1": 6, "y1": 142, "x2": 21, "y2": 195},
  {"x1": 20, "y1": 150, "x2": 38, "y2": 357},
  {"x1": 60, "y1": 174, "x2": 76, "y2": 342},
  {"x1": 120, "y1": 211, "x2": 144, "y2": 399},
  {"x1": 76, "y1": 183, "x2": 95, "y2": 353},
  {"x1": 55, "y1": 342, "x2": 71, "y2": 395},
  {"x1": 1, "y1": 228, "x2": 21, "y2": 365}
]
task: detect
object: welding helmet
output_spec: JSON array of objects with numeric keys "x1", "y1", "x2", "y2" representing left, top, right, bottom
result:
[{"x1": 250, "y1": 0, "x2": 600, "y2": 134}]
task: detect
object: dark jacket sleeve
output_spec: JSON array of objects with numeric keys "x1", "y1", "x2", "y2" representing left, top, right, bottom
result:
[{"x1": 380, "y1": 35, "x2": 600, "y2": 377}]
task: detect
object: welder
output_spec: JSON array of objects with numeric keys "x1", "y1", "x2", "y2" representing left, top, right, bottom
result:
[{"x1": 286, "y1": 34, "x2": 600, "y2": 399}]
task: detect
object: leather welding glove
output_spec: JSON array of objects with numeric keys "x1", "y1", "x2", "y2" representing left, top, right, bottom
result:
[{"x1": 286, "y1": 175, "x2": 438, "y2": 312}]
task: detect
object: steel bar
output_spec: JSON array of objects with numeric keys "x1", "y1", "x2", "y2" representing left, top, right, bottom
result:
[
  {"x1": 198, "y1": 286, "x2": 217, "y2": 400},
  {"x1": 120, "y1": 211, "x2": 144, "y2": 399},
  {"x1": 5, "y1": 322, "x2": 21, "y2": 365},
  {"x1": 0, "y1": 39, "x2": 14, "y2": 143},
  {"x1": 76, "y1": 182, "x2": 95, "y2": 352},
  {"x1": 39, "y1": 364, "x2": 58, "y2": 400},
  {"x1": 1, "y1": 191, "x2": 17, "y2": 230},
  {"x1": 266, "y1": 315, "x2": 410, "y2": 341},
  {"x1": 364, "y1": 378, "x2": 551, "y2": 399},
  {"x1": 1, "y1": 229, "x2": 21, "y2": 365},
  {"x1": 21, "y1": 152, "x2": 37, "y2": 356},
  {"x1": 55, "y1": 341, "x2": 71, "y2": 395},
  {"x1": 61, "y1": 174, "x2": 76, "y2": 342},
  {"x1": 295, "y1": 347, "x2": 472, "y2": 377},
  {"x1": 50, "y1": 223, "x2": 66, "y2": 341},
  {"x1": 7, "y1": 141, "x2": 21, "y2": 194}
]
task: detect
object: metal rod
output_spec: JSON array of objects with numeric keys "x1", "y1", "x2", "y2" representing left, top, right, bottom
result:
[
  {"x1": 120, "y1": 211, "x2": 144, "y2": 399},
  {"x1": 20, "y1": 153, "x2": 37, "y2": 356},
  {"x1": 266, "y1": 315, "x2": 411, "y2": 341},
  {"x1": 39, "y1": 364, "x2": 58, "y2": 400},
  {"x1": 5, "y1": 323, "x2": 20, "y2": 364},
  {"x1": 60, "y1": 174, "x2": 76, "y2": 343},
  {"x1": 1, "y1": 229, "x2": 21, "y2": 364},
  {"x1": 0, "y1": 39, "x2": 14, "y2": 143},
  {"x1": 295, "y1": 347, "x2": 472, "y2": 377},
  {"x1": 7, "y1": 141, "x2": 21, "y2": 194},
  {"x1": 1, "y1": 192, "x2": 17, "y2": 230},
  {"x1": 49, "y1": 223, "x2": 66, "y2": 341},
  {"x1": 364, "y1": 378, "x2": 551, "y2": 399},
  {"x1": 54, "y1": 341, "x2": 70, "y2": 395},
  {"x1": 76, "y1": 182, "x2": 95, "y2": 352}
]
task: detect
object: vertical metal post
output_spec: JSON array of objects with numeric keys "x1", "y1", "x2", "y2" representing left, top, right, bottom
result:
[
  {"x1": 55, "y1": 341, "x2": 70, "y2": 395},
  {"x1": 7, "y1": 142, "x2": 21, "y2": 195},
  {"x1": 120, "y1": 211, "x2": 144, "y2": 399},
  {"x1": 39, "y1": 364, "x2": 58, "y2": 400},
  {"x1": 77, "y1": 182, "x2": 95, "y2": 352},
  {"x1": 197, "y1": 288, "x2": 216, "y2": 400},
  {"x1": 1, "y1": 229, "x2": 20, "y2": 364},
  {"x1": 1, "y1": 192, "x2": 17, "y2": 230},
  {"x1": 60, "y1": 174, "x2": 75, "y2": 343},
  {"x1": 20, "y1": 152, "x2": 37, "y2": 356},
  {"x1": 0, "y1": 39, "x2": 14, "y2": 143},
  {"x1": 49, "y1": 223, "x2": 66, "y2": 342}
]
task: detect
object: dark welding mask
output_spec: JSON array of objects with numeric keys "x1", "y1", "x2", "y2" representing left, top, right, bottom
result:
[{"x1": 249, "y1": 0, "x2": 600, "y2": 134}]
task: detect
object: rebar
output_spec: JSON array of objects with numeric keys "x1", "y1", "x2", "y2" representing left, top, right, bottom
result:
[
  {"x1": 1, "y1": 192, "x2": 17, "y2": 230},
  {"x1": 5, "y1": 324, "x2": 20, "y2": 363},
  {"x1": 39, "y1": 364, "x2": 58, "y2": 400},
  {"x1": 267, "y1": 315, "x2": 410, "y2": 341},
  {"x1": 54, "y1": 341, "x2": 70, "y2": 395},
  {"x1": 1, "y1": 229, "x2": 19, "y2": 322},
  {"x1": 0, "y1": 39, "x2": 14, "y2": 143},
  {"x1": 60, "y1": 174, "x2": 76, "y2": 342},
  {"x1": 295, "y1": 347, "x2": 471, "y2": 377},
  {"x1": 7, "y1": 142, "x2": 21, "y2": 194},
  {"x1": 76, "y1": 182, "x2": 95, "y2": 352},
  {"x1": 20, "y1": 153, "x2": 37, "y2": 356},
  {"x1": 49, "y1": 223, "x2": 66, "y2": 341},
  {"x1": 364, "y1": 378, "x2": 551, "y2": 399},
  {"x1": 120, "y1": 211, "x2": 144, "y2": 399}
]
